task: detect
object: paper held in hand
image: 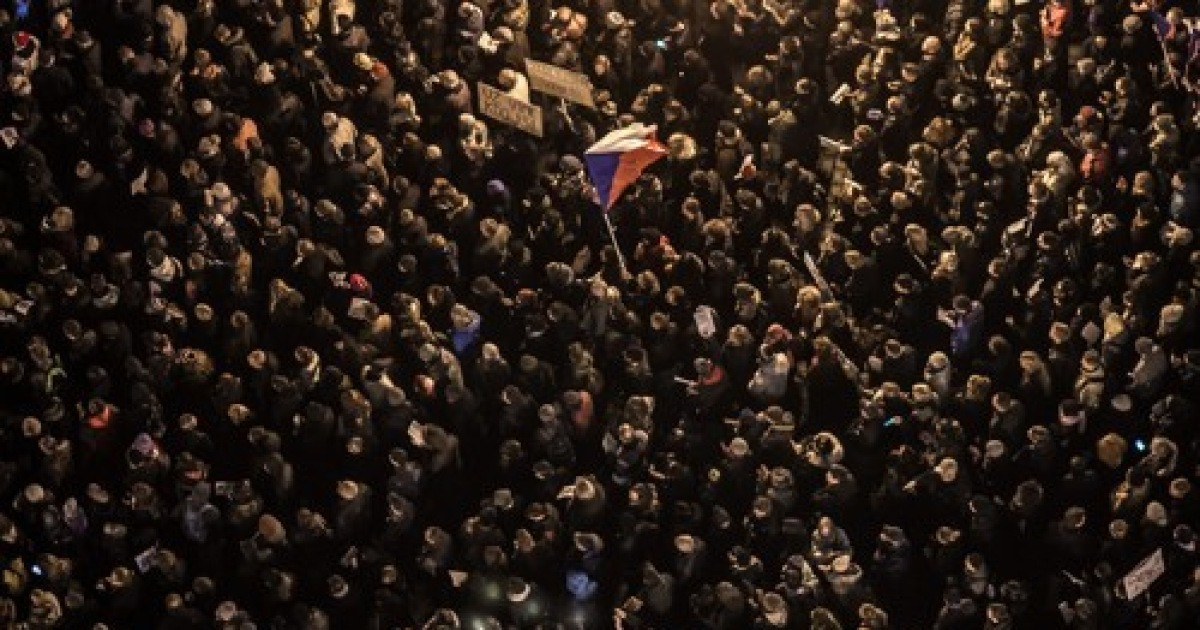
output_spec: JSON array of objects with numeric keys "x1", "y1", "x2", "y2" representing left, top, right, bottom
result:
[
  {"x1": 694, "y1": 305, "x2": 717, "y2": 339},
  {"x1": 1120, "y1": 547, "x2": 1164, "y2": 601}
]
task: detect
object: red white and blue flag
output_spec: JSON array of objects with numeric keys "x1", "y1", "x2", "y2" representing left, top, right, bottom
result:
[{"x1": 585, "y1": 123, "x2": 667, "y2": 210}]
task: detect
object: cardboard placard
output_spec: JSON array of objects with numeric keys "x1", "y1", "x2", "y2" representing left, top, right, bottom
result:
[
  {"x1": 525, "y1": 59, "x2": 596, "y2": 108},
  {"x1": 477, "y1": 82, "x2": 544, "y2": 137}
]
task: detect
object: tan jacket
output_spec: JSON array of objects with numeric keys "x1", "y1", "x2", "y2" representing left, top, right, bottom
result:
[{"x1": 252, "y1": 161, "x2": 283, "y2": 213}]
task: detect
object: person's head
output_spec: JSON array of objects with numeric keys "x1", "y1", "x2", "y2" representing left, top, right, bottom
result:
[{"x1": 935, "y1": 458, "x2": 959, "y2": 483}]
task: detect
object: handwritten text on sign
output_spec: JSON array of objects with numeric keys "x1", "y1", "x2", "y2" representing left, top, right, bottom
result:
[
  {"x1": 525, "y1": 59, "x2": 596, "y2": 108},
  {"x1": 477, "y1": 82, "x2": 544, "y2": 137}
]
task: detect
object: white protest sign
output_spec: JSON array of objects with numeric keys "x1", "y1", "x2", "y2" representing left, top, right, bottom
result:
[
  {"x1": 525, "y1": 59, "x2": 596, "y2": 108},
  {"x1": 477, "y1": 82, "x2": 544, "y2": 137},
  {"x1": 1121, "y1": 548, "x2": 1165, "y2": 600}
]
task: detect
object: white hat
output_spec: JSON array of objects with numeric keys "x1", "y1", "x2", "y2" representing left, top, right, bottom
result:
[{"x1": 353, "y1": 52, "x2": 374, "y2": 71}]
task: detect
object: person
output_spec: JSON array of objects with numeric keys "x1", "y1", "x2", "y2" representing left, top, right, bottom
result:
[{"x1": 0, "y1": 0, "x2": 1198, "y2": 628}]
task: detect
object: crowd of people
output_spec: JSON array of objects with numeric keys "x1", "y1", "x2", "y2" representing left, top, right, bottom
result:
[{"x1": 1, "y1": 0, "x2": 1200, "y2": 628}]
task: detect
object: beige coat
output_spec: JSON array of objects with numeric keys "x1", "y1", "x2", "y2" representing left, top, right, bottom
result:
[{"x1": 251, "y1": 160, "x2": 283, "y2": 213}]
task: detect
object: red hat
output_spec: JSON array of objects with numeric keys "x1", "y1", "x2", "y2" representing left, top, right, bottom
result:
[
  {"x1": 348, "y1": 274, "x2": 371, "y2": 294},
  {"x1": 14, "y1": 31, "x2": 32, "y2": 49}
]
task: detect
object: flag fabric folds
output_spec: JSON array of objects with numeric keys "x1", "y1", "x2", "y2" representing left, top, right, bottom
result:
[
  {"x1": 1148, "y1": 9, "x2": 1173, "y2": 40},
  {"x1": 584, "y1": 123, "x2": 667, "y2": 210}
]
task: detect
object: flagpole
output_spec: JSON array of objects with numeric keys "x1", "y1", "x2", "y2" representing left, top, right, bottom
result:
[
  {"x1": 601, "y1": 208, "x2": 630, "y2": 277},
  {"x1": 1147, "y1": 8, "x2": 1181, "y2": 89},
  {"x1": 1160, "y1": 38, "x2": 1181, "y2": 89},
  {"x1": 584, "y1": 122, "x2": 667, "y2": 279},
  {"x1": 559, "y1": 98, "x2": 576, "y2": 133}
]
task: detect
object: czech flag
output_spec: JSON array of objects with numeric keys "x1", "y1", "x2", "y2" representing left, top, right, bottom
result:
[{"x1": 585, "y1": 123, "x2": 667, "y2": 211}]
